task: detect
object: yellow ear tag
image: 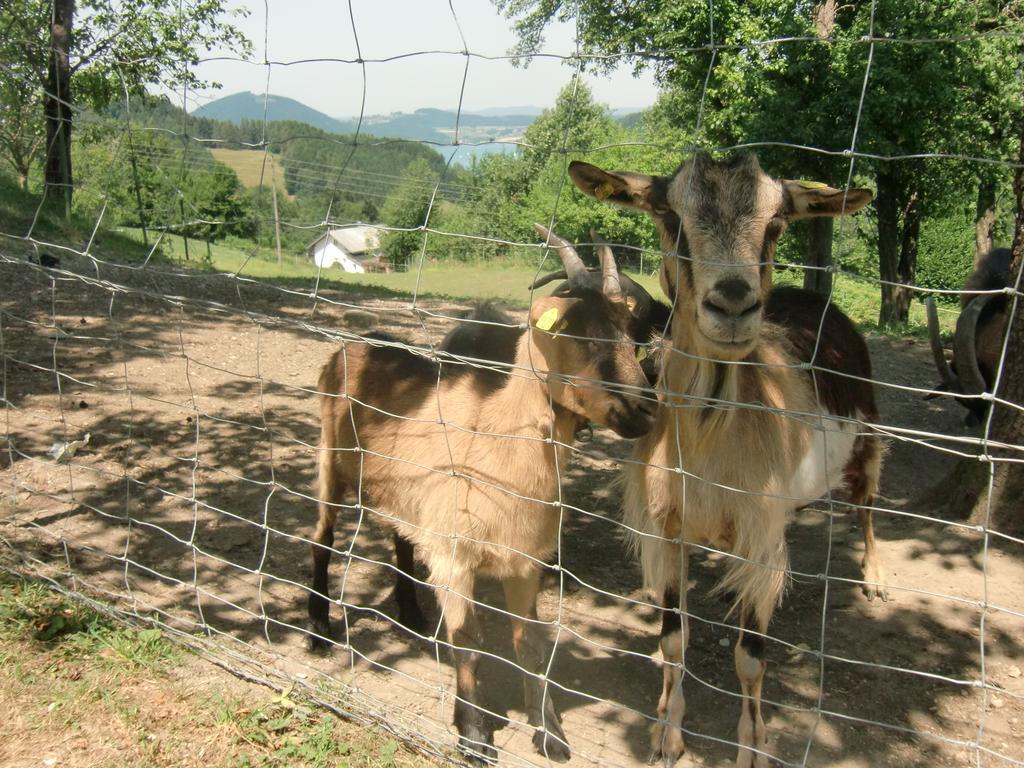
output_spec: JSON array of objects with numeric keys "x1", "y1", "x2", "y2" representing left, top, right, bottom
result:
[
  {"x1": 535, "y1": 306, "x2": 562, "y2": 332},
  {"x1": 626, "y1": 296, "x2": 638, "y2": 313},
  {"x1": 595, "y1": 181, "x2": 615, "y2": 201},
  {"x1": 636, "y1": 345, "x2": 648, "y2": 362},
  {"x1": 796, "y1": 179, "x2": 828, "y2": 189}
]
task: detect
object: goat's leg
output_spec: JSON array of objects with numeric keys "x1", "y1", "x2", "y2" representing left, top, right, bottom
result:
[
  {"x1": 392, "y1": 532, "x2": 428, "y2": 634},
  {"x1": 857, "y1": 509, "x2": 888, "y2": 601},
  {"x1": 502, "y1": 572, "x2": 569, "y2": 763},
  {"x1": 308, "y1": 450, "x2": 346, "y2": 652},
  {"x1": 433, "y1": 566, "x2": 495, "y2": 764},
  {"x1": 850, "y1": 434, "x2": 888, "y2": 601},
  {"x1": 652, "y1": 558, "x2": 689, "y2": 767},
  {"x1": 734, "y1": 608, "x2": 770, "y2": 768}
]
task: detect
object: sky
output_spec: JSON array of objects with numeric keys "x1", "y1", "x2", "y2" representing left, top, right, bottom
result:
[{"x1": 176, "y1": 0, "x2": 660, "y2": 117}]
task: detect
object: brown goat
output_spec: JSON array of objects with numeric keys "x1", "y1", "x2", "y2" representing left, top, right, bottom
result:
[
  {"x1": 570, "y1": 152, "x2": 882, "y2": 767},
  {"x1": 308, "y1": 238, "x2": 656, "y2": 762},
  {"x1": 926, "y1": 247, "x2": 1012, "y2": 426}
]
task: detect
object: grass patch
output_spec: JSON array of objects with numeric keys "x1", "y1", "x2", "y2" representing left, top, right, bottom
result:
[
  {"x1": 0, "y1": 577, "x2": 179, "y2": 671},
  {"x1": 210, "y1": 149, "x2": 289, "y2": 196},
  {"x1": 115, "y1": 231, "x2": 961, "y2": 334},
  {"x1": 0, "y1": 573, "x2": 436, "y2": 768}
]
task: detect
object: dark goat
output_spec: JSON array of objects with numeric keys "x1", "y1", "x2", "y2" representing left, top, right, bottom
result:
[{"x1": 926, "y1": 247, "x2": 1012, "y2": 426}]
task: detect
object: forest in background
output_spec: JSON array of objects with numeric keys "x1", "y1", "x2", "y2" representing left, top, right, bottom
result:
[{"x1": 2, "y1": 0, "x2": 1022, "y2": 325}]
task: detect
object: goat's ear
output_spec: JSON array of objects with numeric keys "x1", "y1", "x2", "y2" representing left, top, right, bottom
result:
[
  {"x1": 529, "y1": 296, "x2": 583, "y2": 336},
  {"x1": 568, "y1": 161, "x2": 666, "y2": 212},
  {"x1": 783, "y1": 180, "x2": 873, "y2": 219}
]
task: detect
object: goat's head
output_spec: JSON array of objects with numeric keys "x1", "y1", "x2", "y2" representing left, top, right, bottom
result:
[
  {"x1": 926, "y1": 249, "x2": 1012, "y2": 426},
  {"x1": 528, "y1": 227, "x2": 657, "y2": 439},
  {"x1": 568, "y1": 152, "x2": 872, "y2": 361},
  {"x1": 529, "y1": 223, "x2": 671, "y2": 385}
]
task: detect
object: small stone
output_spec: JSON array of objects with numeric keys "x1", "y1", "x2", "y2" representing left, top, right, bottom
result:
[
  {"x1": 718, "y1": 637, "x2": 730, "y2": 647},
  {"x1": 990, "y1": 695, "x2": 1005, "y2": 709},
  {"x1": 1007, "y1": 665, "x2": 1022, "y2": 679},
  {"x1": 1008, "y1": 717, "x2": 1018, "y2": 726},
  {"x1": 787, "y1": 642, "x2": 812, "y2": 657}
]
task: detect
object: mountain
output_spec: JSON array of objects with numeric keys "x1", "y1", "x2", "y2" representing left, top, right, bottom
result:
[
  {"x1": 193, "y1": 92, "x2": 537, "y2": 145},
  {"x1": 193, "y1": 92, "x2": 348, "y2": 134},
  {"x1": 469, "y1": 106, "x2": 544, "y2": 117}
]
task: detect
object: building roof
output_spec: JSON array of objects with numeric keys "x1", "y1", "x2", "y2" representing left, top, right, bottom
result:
[{"x1": 307, "y1": 225, "x2": 381, "y2": 257}]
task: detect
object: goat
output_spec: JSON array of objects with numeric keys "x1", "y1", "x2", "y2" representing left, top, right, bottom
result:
[
  {"x1": 926, "y1": 246, "x2": 1013, "y2": 427},
  {"x1": 569, "y1": 152, "x2": 882, "y2": 767},
  {"x1": 308, "y1": 235, "x2": 657, "y2": 763},
  {"x1": 389, "y1": 224, "x2": 672, "y2": 629}
]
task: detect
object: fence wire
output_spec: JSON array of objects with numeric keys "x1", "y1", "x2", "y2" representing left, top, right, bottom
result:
[{"x1": 2, "y1": 2, "x2": 1024, "y2": 767}]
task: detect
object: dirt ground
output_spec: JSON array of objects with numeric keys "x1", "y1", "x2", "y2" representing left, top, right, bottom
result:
[{"x1": 1, "y1": 249, "x2": 1022, "y2": 768}]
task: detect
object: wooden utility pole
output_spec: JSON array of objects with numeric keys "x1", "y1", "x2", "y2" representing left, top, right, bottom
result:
[{"x1": 271, "y1": 171, "x2": 283, "y2": 266}]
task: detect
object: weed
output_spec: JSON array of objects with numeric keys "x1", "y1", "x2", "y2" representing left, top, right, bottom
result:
[{"x1": 0, "y1": 574, "x2": 438, "y2": 768}]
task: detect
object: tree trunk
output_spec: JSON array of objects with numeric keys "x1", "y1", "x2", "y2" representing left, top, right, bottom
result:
[
  {"x1": 894, "y1": 188, "x2": 921, "y2": 321},
  {"x1": 877, "y1": 171, "x2": 919, "y2": 326},
  {"x1": 975, "y1": 176, "x2": 997, "y2": 264},
  {"x1": 43, "y1": 0, "x2": 74, "y2": 215},
  {"x1": 803, "y1": 217, "x2": 833, "y2": 295}
]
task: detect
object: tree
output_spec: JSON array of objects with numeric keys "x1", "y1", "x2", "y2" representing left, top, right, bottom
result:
[
  {"x1": 379, "y1": 158, "x2": 437, "y2": 268},
  {"x1": 470, "y1": 82, "x2": 674, "y2": 266},
  {"x1": 0, "y1": 0, "x2": 250, "y2": 213},
  {"x1": 496, "y1": 0, "x2": 1024, "y2": 322},
  {"x1": 0, "y1": 8, "x2": 45, "y2": 190}
]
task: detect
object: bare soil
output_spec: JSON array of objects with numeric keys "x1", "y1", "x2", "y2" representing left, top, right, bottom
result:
[{"x1": 1, "y1": 251, "x2": 1022, "y2": 768}]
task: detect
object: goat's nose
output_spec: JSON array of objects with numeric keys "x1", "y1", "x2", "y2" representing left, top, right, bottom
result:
[{"x1": 704, "y1": 277, "x2": 760, "y2": 319}]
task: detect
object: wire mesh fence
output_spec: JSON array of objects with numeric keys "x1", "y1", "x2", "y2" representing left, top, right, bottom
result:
[{"x1": 2, "y1": 2, "x2": 1024, "y2": 767}]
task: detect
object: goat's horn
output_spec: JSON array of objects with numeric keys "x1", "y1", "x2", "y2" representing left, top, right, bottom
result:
[
  {"x1": 952, "y1": 294, "x2": 994, "y2": 397},
  {"x1": 527, "y1": 270, "x2": 569, "y2": 291},
  {"x1": 591, "y1": 228, "x2": 622, "y2": 298},
  {"x1": 926, "y1": 297, "x2": 960, "y2": 393},
  {"x1": 533, "y1": 223, "x2": 587, "y2": 286}
]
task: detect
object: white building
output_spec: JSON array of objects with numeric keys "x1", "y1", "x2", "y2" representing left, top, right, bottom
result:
[{"x1": 306, "y1": 225, "x2": 383, "y2": 273}]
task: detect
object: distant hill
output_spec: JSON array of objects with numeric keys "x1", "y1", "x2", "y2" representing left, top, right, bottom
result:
[
  {"x1": 193, "y1": 92, "x2": 348, "y2": 134},
  {"x1": 194, "y1": 92, "x2": 537, "y2": 149},
  {"x1": 469, "y1": 106, "x2": 543, "y2": 117}
]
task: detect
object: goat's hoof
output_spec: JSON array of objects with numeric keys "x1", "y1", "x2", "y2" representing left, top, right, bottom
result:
[
  {"x1": 860, "y1": 569, "x2": 890, "y2": 603},
  {"x1": 306, "y1": 623, "x2": 333, "y2": 653},
  {"x1": 533, "y1": 727, "x2": 571, "y2": 762},
  {"x1": 862, "y1": 583, "x2": 890, "y2": 602},
  {"x1": 651, "y1": 722, "x2": 685, "y2": 767},
  {"x1": 458, "y1": 733, "x2": 497, "y2": 765},
  {"x1": 736, "y1": 747, "x2": 772, "y2": 768}
]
